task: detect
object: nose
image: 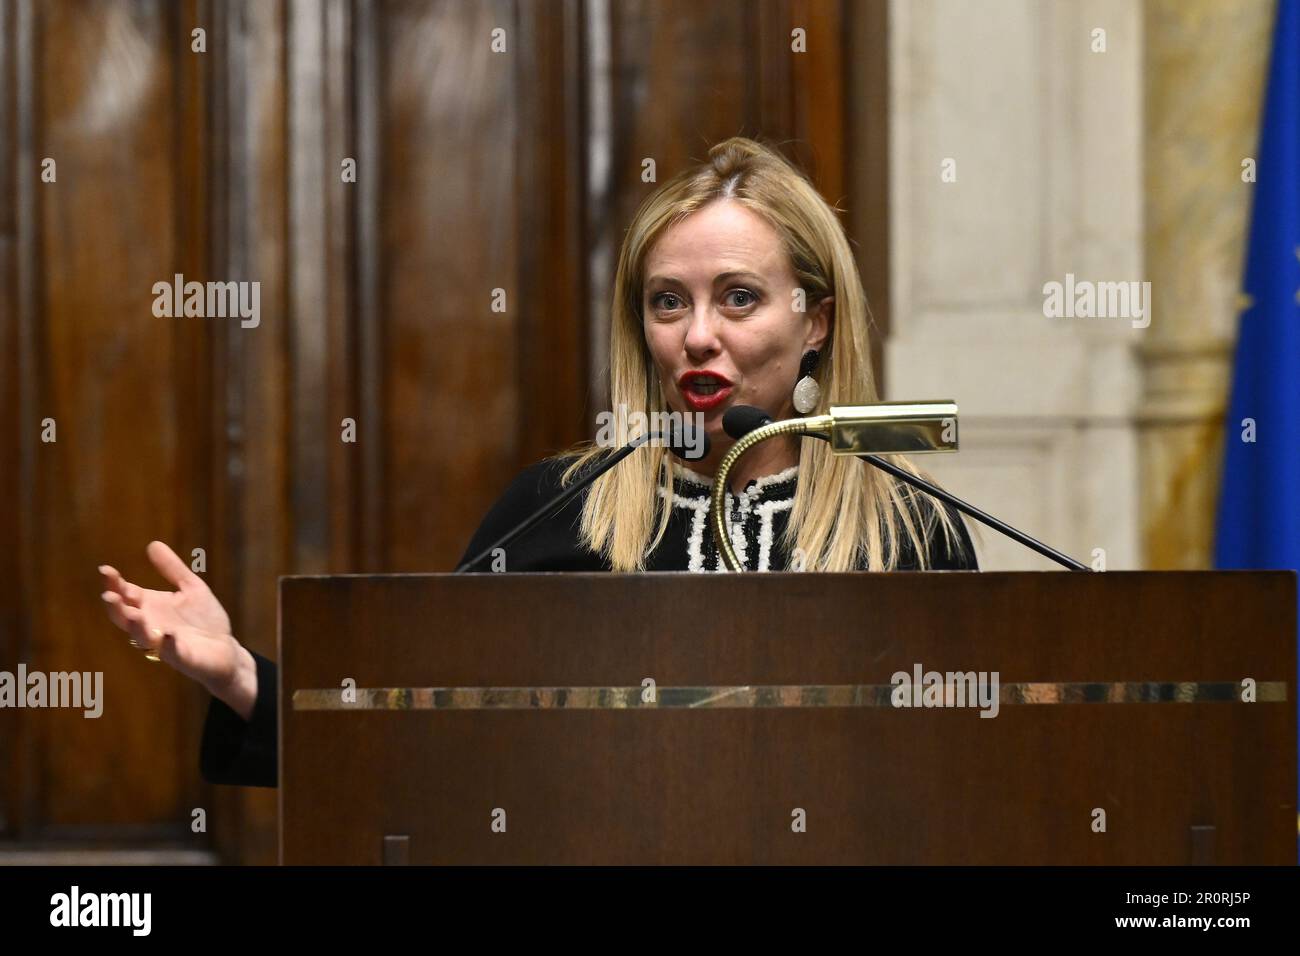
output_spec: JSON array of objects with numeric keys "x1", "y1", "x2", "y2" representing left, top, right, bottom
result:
[{"x1": 682, "y1": 303, "x2": 722, "y2": 362}]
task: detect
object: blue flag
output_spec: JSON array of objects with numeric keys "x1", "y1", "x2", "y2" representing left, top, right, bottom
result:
[{"x1": 1213, "y1": 0, "x2": 1300, "y2": 851}]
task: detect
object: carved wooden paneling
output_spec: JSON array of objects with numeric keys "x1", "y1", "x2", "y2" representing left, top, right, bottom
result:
[
  {"x1": 380, "y1": 0, "x2": 521, "y2": 572},
  {"x1": 3, "y1": 0, "x2": 205, "y2": 836},
  {"x1": 0, "y1": 0, "x2": 875, "y2": 862}
]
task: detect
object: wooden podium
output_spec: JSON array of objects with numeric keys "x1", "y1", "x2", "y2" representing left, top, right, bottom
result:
[{"x1": 277, "y1": 571, "x2": 1296, "y2": 864}]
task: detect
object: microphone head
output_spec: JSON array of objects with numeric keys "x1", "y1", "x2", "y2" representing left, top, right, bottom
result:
[
  {"x1": 722, "y1": 405, "x2": 773, "y2": 440},
  {"x1": 668, "y1": 425, "x2": 711, "y2": 461}
]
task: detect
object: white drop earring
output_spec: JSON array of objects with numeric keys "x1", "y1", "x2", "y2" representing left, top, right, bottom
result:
[{"x1": 792, "y1": 349, "x2": 821, "y2": 414}]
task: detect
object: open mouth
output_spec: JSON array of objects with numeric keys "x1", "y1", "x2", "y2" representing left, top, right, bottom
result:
[
  {"x1": 678, "y1": 371, "x2": 734, "y2": 411},
  {"x1": 689, "y1": 379, "x2": 726, "y2": 395}
]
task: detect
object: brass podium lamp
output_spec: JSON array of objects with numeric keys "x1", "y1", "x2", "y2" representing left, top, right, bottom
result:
[{"x1": 708, "y1": 402, "x2": 960, "y2": 573}]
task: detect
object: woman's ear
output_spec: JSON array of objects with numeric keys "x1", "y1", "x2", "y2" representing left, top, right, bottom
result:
[{"x1": 806, "y1": 295, "x2": 833, "y2": 353}]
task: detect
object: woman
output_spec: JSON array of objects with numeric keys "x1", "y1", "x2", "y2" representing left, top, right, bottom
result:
[{"x1": 98, "y1": 137, "x2": 977, "y2": 789}]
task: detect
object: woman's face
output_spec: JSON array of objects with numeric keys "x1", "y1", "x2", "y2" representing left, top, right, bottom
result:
[{"x1": 642, "y1": 198, "x2": 831, "y2": 462}]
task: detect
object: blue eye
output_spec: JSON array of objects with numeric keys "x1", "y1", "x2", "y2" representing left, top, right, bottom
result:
[
  {"x1": 726, "y1": 289, "x2": 757, "y2": 308},
  {"x1": 653, "y1": 292, "x2": 683, "y2": 311}
]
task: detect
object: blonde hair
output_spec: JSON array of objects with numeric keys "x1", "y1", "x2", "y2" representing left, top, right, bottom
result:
[{"x1": 555, "y1": 136, "x2": 960, "y2": 571}]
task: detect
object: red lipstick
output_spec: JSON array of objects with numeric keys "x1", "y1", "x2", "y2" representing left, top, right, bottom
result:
[{"x1": 677, "y1": 370, "x2": 734, "y2": 412}]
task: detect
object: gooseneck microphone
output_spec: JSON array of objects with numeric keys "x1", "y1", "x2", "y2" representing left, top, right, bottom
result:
[
  {"x1": 721, "y1": 405, "x2": 1088, "y2": 572},
  {"x1": 454, "y1": 427, "x2": 710, "y2": 573}
]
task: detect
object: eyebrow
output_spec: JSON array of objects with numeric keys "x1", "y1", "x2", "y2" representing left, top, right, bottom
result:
[{"x1": 646, "y1": 271, "x2": 765, "y2": 287}]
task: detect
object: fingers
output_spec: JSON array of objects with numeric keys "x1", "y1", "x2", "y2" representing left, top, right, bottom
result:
[
  {"x1": 100, "y1": 590, "x2": 132, "y2": 632},
  {"x1": 145, "y1": 540, "x2": 202, "y2": 592},
  {"x1": 98, "y1": 564, "x2": 144, "y2": 607}
]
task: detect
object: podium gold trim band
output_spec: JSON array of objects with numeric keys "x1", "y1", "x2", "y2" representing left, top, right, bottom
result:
[{"x1": 292, "y1": 680, "x2": 1286, "y2": 710}]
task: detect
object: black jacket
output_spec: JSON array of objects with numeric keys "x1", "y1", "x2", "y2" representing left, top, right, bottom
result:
[{"x1": 199, "y1": 458, "x2": 978, "y2": 787}]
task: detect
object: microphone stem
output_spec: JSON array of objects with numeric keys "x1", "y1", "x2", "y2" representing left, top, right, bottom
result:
[
  {"x1": 454, "y1": 436, "x2": 648, "y2": 573},
  {"x1": 850, "y1": 446, "x2": 1089, "y2": 571}
]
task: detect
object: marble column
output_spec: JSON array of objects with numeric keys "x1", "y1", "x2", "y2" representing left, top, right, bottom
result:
[{"x1": 1140, "y1": 0, "x2": 1273, "y2": 569}]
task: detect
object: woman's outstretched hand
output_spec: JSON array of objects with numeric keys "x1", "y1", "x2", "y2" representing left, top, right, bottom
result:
[{"x1": 99, "y1": 541, "x2": 258, "y2": 721}]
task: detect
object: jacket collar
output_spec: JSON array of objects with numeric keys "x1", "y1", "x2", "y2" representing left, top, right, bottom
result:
[{"x1": 668, "y1": 460, "x2": 799, "y2": 503}]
